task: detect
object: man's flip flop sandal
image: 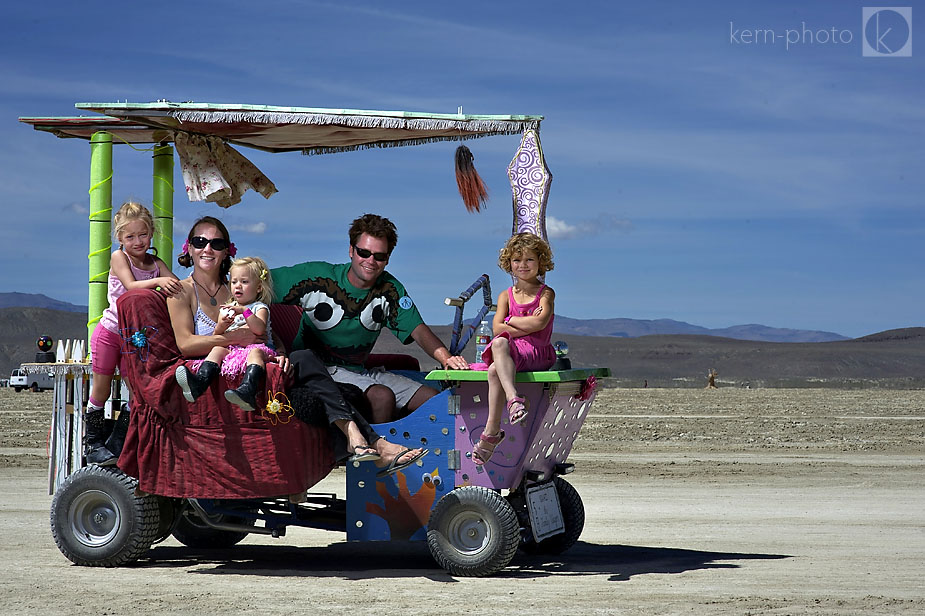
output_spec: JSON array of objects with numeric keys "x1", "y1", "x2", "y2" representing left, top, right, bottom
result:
[
  {"x1": 348, "y1": 446, "x2": 381, "y2": 463},
  {"x1": 376, "y1": 448, "x2": 429, "y2": 478}
]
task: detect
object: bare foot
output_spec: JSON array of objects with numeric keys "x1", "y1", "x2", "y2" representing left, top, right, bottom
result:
[
  {"x1": 373, "y1": 439, "x2": 426, "y2": 468},
  {"x1": 342, "y1": 422, "x2": 379, "y2": 459}
]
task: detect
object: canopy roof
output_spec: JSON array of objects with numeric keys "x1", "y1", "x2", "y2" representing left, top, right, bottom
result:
[{"x1": 21, "y1": 101, "x2": 543, "y2": 154}]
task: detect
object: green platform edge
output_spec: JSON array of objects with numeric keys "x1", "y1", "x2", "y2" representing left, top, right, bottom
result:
[{"x1": 424, "y1": 367, "x2": 611, "y2": 382}]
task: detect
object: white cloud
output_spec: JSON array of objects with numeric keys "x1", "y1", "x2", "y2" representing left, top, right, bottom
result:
[
  {"x1": 547, "y1": 216, "x2": 580, "y2": 239},
  {"x1": 232, "y1": 221, "x2": 267, "y2": 234},
  {"x1": 547, "y1": 214, "x2": 632, "y2": 240}
]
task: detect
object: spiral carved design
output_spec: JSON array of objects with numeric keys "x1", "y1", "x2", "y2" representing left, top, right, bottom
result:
[{"x1": 507, "y1": 129, "x2": 551, "y2": 241}]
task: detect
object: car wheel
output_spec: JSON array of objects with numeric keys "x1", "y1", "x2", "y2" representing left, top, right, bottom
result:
[
  {"x1": 50, "y1": 466, "x2": 160, "y2": 566},
  {"x1": 516, "y1": 477, "x2": 585, "y2": 555},
  {"x1": 427, "y1": 486, "x2": 520, "y2": 577},
  {"x1": 171, "y1": 507, "x2": 253, "y2": 548}
]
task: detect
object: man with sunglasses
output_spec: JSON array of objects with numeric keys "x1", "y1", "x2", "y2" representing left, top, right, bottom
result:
[{"x1": 272, "y1": 213, "x2": 468, "y2": 423}]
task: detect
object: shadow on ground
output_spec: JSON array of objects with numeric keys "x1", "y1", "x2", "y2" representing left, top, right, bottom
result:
[
  {"x1": 139, "y1": 540, "x2": 788, "y2": 582},
  {"x1": 512, "y1": 541, "x2": 789, "y2": 582}
]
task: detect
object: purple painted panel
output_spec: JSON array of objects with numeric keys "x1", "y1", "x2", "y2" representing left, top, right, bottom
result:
[{"x1": 453, "y1": 379, "x2": 595, "y2": 489}]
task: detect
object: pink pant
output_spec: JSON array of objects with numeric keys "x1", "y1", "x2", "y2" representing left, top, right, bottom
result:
[{"x1": 90, "y1": 324, "x2": 123, "y2": 376}]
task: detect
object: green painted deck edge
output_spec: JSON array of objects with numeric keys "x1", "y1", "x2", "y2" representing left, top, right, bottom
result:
[{"x1": 424, "y1": 367, "x2": 611, "y2": 382}]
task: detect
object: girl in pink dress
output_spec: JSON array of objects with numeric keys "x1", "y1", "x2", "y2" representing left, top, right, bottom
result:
[
  {"x1": 86, "y1": 202, "x2": 182, "y2": 465},
  {"x1": 473, "y1": 233, "x2": 556, "y2": 465}
]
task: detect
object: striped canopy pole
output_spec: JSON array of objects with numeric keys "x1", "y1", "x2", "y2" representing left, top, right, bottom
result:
[
  {"x1": 152, "y1": 143, "x2": 174, "y2": 269},
  {"x1": 87, "y1": 132, "x2": 113, "y2": 346}
]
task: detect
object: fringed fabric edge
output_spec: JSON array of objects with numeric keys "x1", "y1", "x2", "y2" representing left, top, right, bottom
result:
[
  {"x1": 300, "y1": 132, "x2": 523, "y2": 156},
  {"x1": 20, "y1": 362, "x2": 92, "y2": 377},
  {"x1": 171, "y1": 109, "x2": 538, "y2": 133}
]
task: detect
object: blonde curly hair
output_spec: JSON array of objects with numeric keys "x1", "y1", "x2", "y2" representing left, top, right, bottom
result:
[
  {"x1": 498, "y1": 233, "x2": 554, "y2": 275},
  {"x1": 229, "y1": 256, "x2": 275, "y2": 304}
]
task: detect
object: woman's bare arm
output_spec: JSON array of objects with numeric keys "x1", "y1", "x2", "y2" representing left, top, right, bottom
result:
[{"x1": 167, "y1": 284, "x2": 260, "y2": 357}]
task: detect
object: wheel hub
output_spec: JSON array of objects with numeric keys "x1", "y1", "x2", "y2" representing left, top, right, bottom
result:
[
  {"x1": 447, "y1": 511, "x2": 490, "y2": 554},
  {"x1": 69, "y1": 489, "x2": 121, "y2": 548}
]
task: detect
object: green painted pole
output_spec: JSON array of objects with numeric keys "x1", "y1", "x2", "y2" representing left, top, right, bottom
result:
[
  {"x1": 87, "y1": 132, "x2": 113, "y2": 347},
  {"x1": 152, "y1": 143, "x2": 174, "y2": 270}
]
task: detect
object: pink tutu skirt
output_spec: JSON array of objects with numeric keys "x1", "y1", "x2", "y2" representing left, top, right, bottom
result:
[{"x1": 189, "y1": 344, "x2": 277, "y2": 377}]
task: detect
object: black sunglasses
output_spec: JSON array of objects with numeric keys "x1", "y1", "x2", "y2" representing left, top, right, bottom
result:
[
  {"x1": 190, "y1": 236, "x2": 229, "y2": 251},
  {"x1": 353, "y1": 245, "x2": 389, "y2": 262}
]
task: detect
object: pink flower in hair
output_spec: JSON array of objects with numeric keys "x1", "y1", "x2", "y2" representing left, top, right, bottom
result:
[
  {"x1": 181, "y1": 239, "x2": 189, "y2": 254},
  {"x1": 228, "y1": 242, "x2": 237, "y2": 257}
]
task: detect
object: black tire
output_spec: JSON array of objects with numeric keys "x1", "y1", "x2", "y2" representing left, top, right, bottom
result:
[
  {"x1": 30, "y1": 383, "x2": 39, "y2": 393},
  {"x1": 152, "y1": 497, "x2": 182, "y2": 544},
  {"x1": 518, "y1": 477, "x2": 585, "y2": 555},
  {"x1": 427, "y1": 486, "x2": 520, "y2": 577},
  {"x1": 171, "y1": 507, "x2": 253, "y2": 548},
  {"x1": 14, "y1": 386, "x2": 22, "y2": 393},
  {"x1": 50, "y1": 466, "x2": 160, "y2": 566}
]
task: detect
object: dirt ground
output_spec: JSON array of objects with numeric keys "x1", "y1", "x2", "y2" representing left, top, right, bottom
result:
[{"x1": 1, "y1": 386, "x2": 923, "y2": 615}]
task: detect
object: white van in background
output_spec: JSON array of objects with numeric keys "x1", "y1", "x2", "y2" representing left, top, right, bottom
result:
[{"x1": 9, "y1": 367, "x2": 55, "y2": 392}]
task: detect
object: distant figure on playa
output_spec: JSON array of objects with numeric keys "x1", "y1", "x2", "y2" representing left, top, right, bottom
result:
[{"x1": 706, "y1": 368, "x2": 718, "y2": 389}]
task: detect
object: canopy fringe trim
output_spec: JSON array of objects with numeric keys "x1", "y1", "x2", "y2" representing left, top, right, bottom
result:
[
  {"x1": 171, "y1": 110, "x2": 537, "y2": 135},
  {"x1": 300, "y1": 133, "x2": 516, "y2": 156}
]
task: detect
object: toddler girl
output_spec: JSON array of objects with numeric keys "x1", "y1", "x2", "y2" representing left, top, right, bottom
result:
[
  {"x1": 175, "y1": 256, "x2": 278, "y2": 411},
  {"x1": 472, "y1": 233, "x2": 556, "y2": 465},
  {"x1": 86, "y1": 202, "x2": 181, "y2": 464}
]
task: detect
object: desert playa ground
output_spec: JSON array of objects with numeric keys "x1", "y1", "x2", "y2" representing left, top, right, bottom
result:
[{"x1": 1, "y1": 385, "x2": 923, "y2": 615}]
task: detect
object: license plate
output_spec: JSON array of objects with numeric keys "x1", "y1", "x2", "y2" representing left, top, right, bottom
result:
[{"x1": 526, "y1": 482, "x2": 564, "y2": 542}]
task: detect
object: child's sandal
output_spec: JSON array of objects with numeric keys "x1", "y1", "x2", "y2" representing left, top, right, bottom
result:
[
  {"x1": 472, "y1": 430, "x2": 506, "y2": 466},
  {"x1": 507, "y1": 396, "x2": 529, "y2": 425}
]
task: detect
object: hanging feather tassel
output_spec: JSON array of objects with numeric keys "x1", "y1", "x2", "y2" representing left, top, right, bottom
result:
[{"x1": 455, "y1": 145, "x2": 489, "y2": 213}]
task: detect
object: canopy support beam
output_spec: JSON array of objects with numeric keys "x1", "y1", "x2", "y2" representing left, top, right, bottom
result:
[
  {"x1": 88, "y1": 132, "x2": 113, "y2": 346},
  {"x1": 152, "y1": 143, "x2": 174, "y2": 269}
]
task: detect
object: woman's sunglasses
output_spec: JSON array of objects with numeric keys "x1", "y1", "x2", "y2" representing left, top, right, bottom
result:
[
  {"x1": 189, "y1": 236, "x2": 229, "y2": 251},
  {"x1": 353, "y1": 245, "x2": 389, "y2": 262}
]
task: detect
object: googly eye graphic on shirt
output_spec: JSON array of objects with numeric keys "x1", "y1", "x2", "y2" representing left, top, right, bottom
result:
[
  {"x1": 359, "y1": 296, "x2": 390, "y2": 331},
  {"x1": 300, "y1": 290, "x2": 346, "y2": 331}
]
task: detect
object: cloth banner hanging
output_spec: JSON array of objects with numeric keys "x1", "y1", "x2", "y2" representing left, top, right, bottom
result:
[{"x1": 174, "y1": 132, "x2": 277, "y2": 208}]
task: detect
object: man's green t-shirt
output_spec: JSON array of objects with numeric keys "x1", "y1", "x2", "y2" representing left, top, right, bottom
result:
[{"x1": 271, "y1": 261, "x2": 424, "y2": 371}]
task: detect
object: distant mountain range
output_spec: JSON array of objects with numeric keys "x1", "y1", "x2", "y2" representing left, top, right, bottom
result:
[
  {"x1": 553, "y1": 316, "x2": 848, "y2": 343},
  {"x1": 0, "y1": 292, "x2": 847, "y2": 343},
  {"x1": 3, "y1": 293, "x2": 925, "y2": 388},
  {"x1": 0, "y1": 292, "x2": 87, "y2": 313},
  {"x1": 373, "y1": 325, "x2": 925, "y2": 388}
]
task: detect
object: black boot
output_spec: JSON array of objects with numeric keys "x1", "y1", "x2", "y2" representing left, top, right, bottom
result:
[
  {"x1": 104, "y1": 403, "x2": 130, "y2": 459},
  {"x1": 224, "y1": 364, "x2": 265, "y2": 411},
  {"x1": 176, "y1": 361, "x2": 219, "y2": 402},
  {"x1": 84, "y1": 407, "x2": 116, "y2": 466}
]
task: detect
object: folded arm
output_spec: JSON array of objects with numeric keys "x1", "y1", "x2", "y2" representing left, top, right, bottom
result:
[{"x1": 492, "y1": 288, "x2": 555, "y2": 337}]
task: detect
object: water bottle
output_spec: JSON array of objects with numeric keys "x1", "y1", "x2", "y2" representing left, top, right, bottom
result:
[{"x1": 474, "y1": 320, "x2": 492, "y2": 363}]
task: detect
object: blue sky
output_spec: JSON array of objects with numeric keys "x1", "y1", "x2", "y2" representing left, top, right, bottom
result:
[{"x1": 0, "y1": 1, "x2": 921, "y2": 338}]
